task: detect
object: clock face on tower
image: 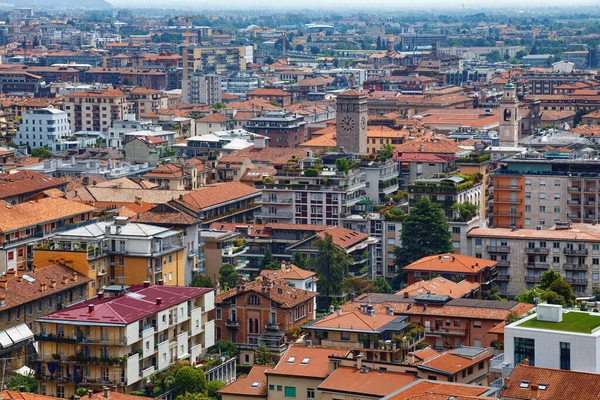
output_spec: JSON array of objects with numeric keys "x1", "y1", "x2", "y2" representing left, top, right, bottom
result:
[
  {"x1": 360, "y1": 116, "x2": 367, "y2": 130},
  {"x1": 340, "y1": 116, "x2": 355, "y2": 132}
]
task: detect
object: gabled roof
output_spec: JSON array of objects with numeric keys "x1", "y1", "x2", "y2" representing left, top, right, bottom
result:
[
  {"x1": 196, "y1": 113, "x2": 229, "y2": 123},
  {"x1": 305, "y1": 308, "x2": 406, "y2": 333},
  {"x1": 500, "y1": 363, "x2": 600, "y2": 400},
  {"x1": 266, "y1": 346, "x2": 347, "y2": 378},
  {"x1": 218, "y1": 366, "x2": 268, "y2": 397},
  {"x1": 384, "y1": 380, "x2": 495, "y2": 400},
  {"x1": 396, "y1": 277, "x2": 479, "y2": 299},
  {"x1": 0, "y1": 171, "x2": 66, "y2": 199},
  {"x1": 417, "y1": 348, "x2": 491, "y2": 376},
  {"x1": 317, "y1": 227, "x2": 369, "y2": 249},
  {"x1": 318, "y1": 367, "x2": 417, "y2": 397},
  {"x1": 403, "y1": 254, "x2": 496, "y2": 274},
  {"x1": 260, "y1": 262, "x2": 316, "y2": 282},
  {"x1": 175, "y1": 182, "x2": 260, "y2": 212},
  {"x1": 215, "y1": 278, "x2": 317, "y2": 309}
]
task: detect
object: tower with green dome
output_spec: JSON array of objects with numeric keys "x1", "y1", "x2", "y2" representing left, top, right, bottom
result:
[{"x1": 499, "y1": 77, "x2": 520, "y2": 147}]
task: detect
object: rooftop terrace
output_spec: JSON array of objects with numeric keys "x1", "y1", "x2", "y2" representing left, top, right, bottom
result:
[{"x1": 517, "y1": 310, "x2": 600, "y2": 334}]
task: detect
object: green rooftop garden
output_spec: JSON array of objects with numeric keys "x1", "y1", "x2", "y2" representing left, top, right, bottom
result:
[{"x1": 518, "y1": 311, "x2": 600, "y2": 334}]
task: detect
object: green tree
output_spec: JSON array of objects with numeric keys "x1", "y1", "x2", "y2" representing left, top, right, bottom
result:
[
  {"x1": 190, "y1": 274, "x2": 213, "y2": 288},
  {"x1": 218, "y1": 263, "x2": 238, "y2": 289},
  {"x1": 295, "y1": 44, "x2": 304, "y2": 52},
  {"x1": 539, "y1": 269, "x2": 561, "y2": 290},
  {"x1": 309, "y1": 233, "x2": 351, "y2": 305},
  {"x1": 486, "y1": 50, "x2": 501, "y2": 62},
  {"x1": 335, "y1": 158, "x2": 350, "y2": 174},
  {"x1": 260, "y1": 249, "x2": 281, "y2": 270},
  {"x1": 372, "y1": 277, "x2": 392, "y2": 294},
  {"x1": 516, "y1": 286, "x2": 547, "y2": 304},
  {"x1": 394, "y1": 197, "x2": 453, "y2": 270},
  {"x1": 207, "y1": 380, "x2": 225, "y2": 400},
  {"x1": 211, "y1": 339, "x2": 238, "y2": 356},
  {"x1": 254, "y1": 344, "x2": 272, "y2": 365},
  {"x1": 6, "y1": 374, "x2": 38, "y2": 393},
  {"x1": 515, "y1": 50, "x2": 528, "y2": 59},
  {"x1": 31, "y1": 147, "x2": 52, "y2": 159},
  {"x1": 380, "y1": 143, "x2": 394, "y2": 159},
  {"x1": 451, "y1": 202, "x2": 478, "y2": 222},
  {"x1": 176, "y1": 393, "x2": 208, "y2": 400},
  {"x1": 173, "y1": 367, "x2": 208, "y2": 398},
  {"x1": 291, "y1": 249, "x2": 306, "y2": 269},
  {"x1": 310, "y1": 46, "x2": 320, "y2": 55},
  {"x1": 548, "y1": 280, "x2": 574, "y2": 304},
  {"x1": 211, "y1": 103, "x2": 226, "y2": 109}
]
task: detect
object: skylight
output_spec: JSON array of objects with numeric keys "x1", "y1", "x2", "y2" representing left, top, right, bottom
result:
[
  {"x1": 251, "y1": 382, "x2": 260, "y2": 388},
  {"x1": 539, "y1": 384, "x2": 548, "y2": 391},
  {"x1": 301, "y1": 358, "x2": 310, "y2": 365},
  {"x1": 287, "y1": 357, "x2": 296, "y2": 363},
  {"x1": 519, "y1": 381, "x2": 531, "y2": 388}
]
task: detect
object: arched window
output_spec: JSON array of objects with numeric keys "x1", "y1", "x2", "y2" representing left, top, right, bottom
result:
[{"x1": 248, "y1": 295, "x2": 260, "y2": 306}]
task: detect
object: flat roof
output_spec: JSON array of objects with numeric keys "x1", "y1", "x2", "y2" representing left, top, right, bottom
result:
[{"x1": 517, "y1": 310, "x2": 600, "y2": 334}]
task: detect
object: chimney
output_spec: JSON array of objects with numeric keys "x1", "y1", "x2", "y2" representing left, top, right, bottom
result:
[
  {"x1": 158, "y1": 279, "x2": 164, "y2": 286},
  {"x1": 530, "y1": 384, "x2": 539, "y2": 400},
  {"x1": 6, "y1": 269, "x2": 15, "y2": 277},
  {"x1": 0, "y1": 294, "x2": 5, "y2": 306},
  {"x1": 98, "y1": 291, "x2": 104, "y2": 299},
  {"x1": 143, "y1": 281, "x2": 151, "y2": 288},
  {"x1": 403, "y1": 292, "x2": 409, "y2": 298},
  {"x1": 62, "y1": 275, "x2": 69, "y2": 284},
  {"x1": 336, "y1": 307, "x2": 342, "y2": 316},
  {"x1": 156, "y1": 297, "x2": 162, "y2": 305},
  {"x1": 50, "y1": 279, "x2": 57, "y2": 288},
  {"x1": 386, "y1": 305, "x2": 394, "y2": 315},
  {"x1": 72, "y1": 272, "x2": 78, "y2": 281},
  {"x1": 16, "y1": 275, "x2": 22, "y2": 283},
  {"x1": 19, "y1": 386, "x2": 26, "y2": 392},
  {"x1": 88, "y1": 304, "x2": 95, "y2": 313},
  {"x1": 522, "y1": 358, "x2": 529, "y2": 366},
  {"x1": 503, "y1": 377, "x2": 511, "y2": 390},
  {"x1": 0, "y1": 277, "x2": 8, "y2": 290},
  {"x1": 356, "y1": 353, "x2": 363, "y2": 370},
  {"x1": 135, "y1": 196, "x2": 143, "y2": 206},
  {"x1": 103, "y1": 387, "x2": 110, "y2": 398}
]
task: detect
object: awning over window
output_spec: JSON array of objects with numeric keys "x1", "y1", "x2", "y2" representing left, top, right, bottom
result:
[{"x1": 3, "y1": 323, "x2": 34, "y2": 347}]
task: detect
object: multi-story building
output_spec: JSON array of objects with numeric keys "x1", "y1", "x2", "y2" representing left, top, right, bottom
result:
[
  {"x1": 256, "y1": 153, "x2": 367, "y2": 226},
  {"x1": 491, "y1": 152, "x2": 600, "y2": 229},
  {"x1": 0, "y1": 197, "x2": 96, "y2": 274},
  {"x1": 361, "y1": 158, "x2": 399, "y2": 203},
  {"x1": 468, "y1": 222, "x2": 600, "y2": 298},
  {"x1": 0, "y1": 70, "x2": 43, "y2": 96},
  {"x1": 0, "y1": 170, "x2": 66, "y2": 205},
  {"x1": 126, "y1": 88, "x2": 169, "y2": 117},
  {"x1": 62, "y1": 89, "x2": 131, "y2": 133},
  {"x1": 201, "y1": 229, "x2": 249, "y2": 283},
  {"x1": 0, "y1": 263, "x2": 91, "y2": 371},
  {"x1": 33, "y1": 217, "x2": 186, "y2": 293},
  {"x1": 503, "y1": 303, "x2": 600, "y2": 373},
  {"x1": 562, "y1": 51, "x2": 590, "y2": 70},
  {"x1": 522, "y1": 71, "x2": 595, "y2": 95},
  {"x1": 245, "y1": 111, "x2": 307, "y2": 148},
  {"x1": 83, "y1": 68, "x2": 167, "y2": 91},
  {"x1": 183, "y1": 73, "x2": 223, "y2": 105},
  {"x1": 246, "y1": 89, "x2": 292, "y2": 107},
  {"x1": 182, "y1": 46, "x2": 247, "y2": 83},
  {"x1": 213, "y1": 276, "x2": 317, "y2": 365},
  {"x1": 35, "y1": 283, "x2": 215, "y2": 398},
  {"x1": 16, "y1": 108, "x2": 71, "y2": 152}
]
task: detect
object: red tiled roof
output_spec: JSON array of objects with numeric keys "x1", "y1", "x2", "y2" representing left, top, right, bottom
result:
[
  {"x1": 0, "y1": 171, "x2": 65, "y2": 199},
  {"x1": 318, "y1": 367, "x2": 417, "y2": 397},
  {"x1": 266, "y1": 346, "x2": 347, "y2": 378},
  {"x1": 403, "y1": 254, "x2": 496, "y2": 274},
  {"x1": 38, "y1": 285, "x2": 212, "y2": 324},
  {"x1": 175, "y1": 182, "x2": 260, "y2": 211},
  {"x1": 215, "y1": 278, "x2": 317, "y2": 308},
  {"x1": 219, "y1": 366, "x2": 268, "y2": 397},
  {"x1": 317, "y1": 227, "x2": 369, "y2": 249}
]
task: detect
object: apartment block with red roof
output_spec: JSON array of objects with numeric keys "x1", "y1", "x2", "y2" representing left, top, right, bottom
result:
[
  {"x1": 62, "y1": 89, "x2": 131, "y2": 132},
  {"x1": 35, "y1": 284, "x2": 215, "y2": 399},
  {"x1": 213, "y1": 276, "x2": 317, "y2": 365},
  {"x1": 246, "y1": 89, "x2": 292, "y2": 107}
]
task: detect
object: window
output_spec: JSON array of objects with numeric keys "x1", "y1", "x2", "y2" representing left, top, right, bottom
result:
[
  {"x1": 473, "y1": 321, "x2": 482, "y2": 328},
  {"x1": 514, "y1": 337, "x2": 535, "y2": 366},
  {"x1": 454, "y1": 320, "x2": 460, "y2": 327},
  {"x1": 525, "y1": 205, "x2": 531, "y2": 212},
  {"x1": 7, "y1": 251, "x2": 13, "y2": 260},
  {"x1": 560, "y1": 342, "x2": 570, "y2": 370},
  {"x1": 594, "y1": 258, "x2": 599, "y2": 265},
  {"x1": 277, "y1": 386, "x2": 282, "y2": 391},
  {"x1": 248, "y1": 295, "x2": 260, "y2": 306},
  {"x1": 269, "y1": 385, "x2": 274, "y2": 391},
  {"x1": 284, "y1": 387, "x2": 296, "y2": 398},
  {"x1": 553, "y1": 242, "x2": 560, "y2": 249},
  {"x1": 452, "y1": 227, "x2": 461, "y2": 234},
  {"x1": 539, "y1": 193, "x2": 546, "y2": 200},
  {"x1": 554, "y1": 194, "x2": 560, "y2": 200},
  {"x1": 525, "y1": 218, "x2": 531, "y2": 226},
  {"x1": 118, "y1": 257, "x2": 124, "y2": 266},
  {"x1": 525, "y1": 179, "x2": 531, "y2": 186},
  {"x1": 216, "y1": 308, "x2": 222, "y2": 320},
  {"x1": 554, "y1": 207, "x2": 560, "y2": 213},
  {"x1": 341, "y1": 332, "x2": 350, "y2": 341},
  {"x1": 540, "y1": 180, "x2": 546, "y2": 186},
  {"x1": 554, "y1": 180, "x2": 561, "y2": 187},
  {"x1": 539, "y1": 206, "x2": 546, "y2": 212},
  {"x1": 553, "y1": 256, "x2": 560, "y2": 263},
  {"x1": 478, "y1": 361, "x2": 484, "y2": 370},
  {"x1": 525, "y1": 192, "x2": 531, "y2": 199},
  {"x1": 307, "y1": 389, "x2": 315, "y2": 400}
]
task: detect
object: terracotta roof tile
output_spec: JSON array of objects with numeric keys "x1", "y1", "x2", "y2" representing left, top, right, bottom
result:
[
  {"x1": 396, "y1": 277, "x2": 479, "y2": 299},
  {"x1": 318, "y1": 367, "x2": 417, "y2": 397},
  {"x1": 260, "y1": 262, "x2": 316, "y2": 282},
  {"x1": 215, "y1": 278, "x2": 317, "y2": 308},
  {"x1": 266, "y1": 346, "x2": 347, "y2": 378},
  {"x1": 403, "y1": 254, "x2": 496, "y2": 274},
  {"x1": 0, "y1": 171, "x2": 66, "y2": 200},
  {"x1": 219, "y1": 366, "x2": 268, "y2": 397},
  {"x1": 387, "y1": 380, "x2": 493, "y2": 400},
  {"x1": 317, "y1": 227, "x2": 369, "y2": 249},
  {"x1": 418, "y1": 349, "x2": 491, "y2": 375},
  {"x1": 176, "y1": 182, "x2": 260, "y2": 211}
]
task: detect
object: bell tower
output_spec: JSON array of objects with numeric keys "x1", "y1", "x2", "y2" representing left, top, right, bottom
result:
[
  {"x1": 336, "y1": 90, "x2": 368, "y2": 154},
  {"x1": 499, "y1": 79, "x2": 520, "y2": 147}
]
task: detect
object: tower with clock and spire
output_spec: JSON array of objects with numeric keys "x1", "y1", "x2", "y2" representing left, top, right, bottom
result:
[
  {"x1": 498, "y1": 78, "x2": 520, "y2": 147},
  {"x1": 336, "y1": 89, "x2": 368, "y2": 155}
]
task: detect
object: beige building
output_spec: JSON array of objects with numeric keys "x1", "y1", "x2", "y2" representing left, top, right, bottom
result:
[
  {"x1": 200, "y1": 229, "x2": 248, "y2": 282},
  {"x1": 468, "y1": 222, "x2": 600, "y2": 298},
  {"x1": 62, "y1": 89, "x2": 131, "y2": 132},
  {"x1": 182, "y1": 46, "x2": 247, "y2": 82}
]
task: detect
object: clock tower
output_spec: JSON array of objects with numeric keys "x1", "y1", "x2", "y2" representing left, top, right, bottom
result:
[
  {"x1": 499, "y1": 79, "x2": 520, "y2": 147},
  {"x1": 336, "y1": 89, "x2": 368, "y2": 155}
]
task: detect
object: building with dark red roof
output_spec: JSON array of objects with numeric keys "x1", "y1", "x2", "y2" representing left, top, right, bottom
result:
[{"x1": 35, "y1": 283, "x2": 215, "y2": 398}]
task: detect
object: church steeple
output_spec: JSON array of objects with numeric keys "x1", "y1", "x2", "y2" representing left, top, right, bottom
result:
[{"x1": 499, "y1": 75, "x2": 519, "y2": 147}]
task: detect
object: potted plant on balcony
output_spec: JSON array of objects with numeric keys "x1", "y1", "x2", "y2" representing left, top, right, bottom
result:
[{"x1": 52, "y1": 353, "x2": 61, "y2": 361}]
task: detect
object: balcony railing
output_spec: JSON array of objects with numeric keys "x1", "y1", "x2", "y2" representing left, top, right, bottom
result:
[
  {"x1": 524, "y1": 247, "x2": 549, "y2": 255},
  {"x1": 496, "y1": 274, "x2": 510, "y2": 281},
  {"x1": 525, "y1": 262, "x2": 549, "y2": 270},
  {"x1": 486, "y1": 245, "x2": 510, "y2": 252},
  {"x1": 563, "y1": 263, "x2": 588, "y2": 271},
  {"x1": 225, "y1": 319, "x2": 240, "y2": 328},
  {"x1": 565, "y1": 278, "x2": 589, "y2": 286},
  {"x1": 493, "y1": 211, "x2": 523, "y2": 217},
  {"x1": 258, "y1": 197, "x2": 293, "y2": 204},
  {"x1": 424, "y1": 327, "x2": 466, "y2": 337},
  {"x1": 564, "y1": 248, "x2": 588, "y2": 256},
  {"x1": 525, "y1": 276, "x2": 542, "y2": 284},
  {"x1": 495, "y1": 198, "x2": 522, "y2": 204},
  {"x1": 496, "y1": 260, "x2": 510, "y2": 267},
  {"x1": 495, "y1": 185, "x2": 522, "y2": 190}
]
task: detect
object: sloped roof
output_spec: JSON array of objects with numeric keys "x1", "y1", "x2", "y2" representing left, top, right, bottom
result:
[{"x1": 403, "y1": 254, "x2": 496, "y2": 274}]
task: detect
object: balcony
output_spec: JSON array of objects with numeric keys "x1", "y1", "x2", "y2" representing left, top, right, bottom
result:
[
  {"x1": 222, "y1": 245, "x2": 248, "y2": 257},
  {"x1": 565, "y1": 278, "x2": 589, "y2": 286},
  {"x1": 496, "y1": 260, "x2": 510, "y2": 267},
  {"x1": 526, "y1": 262, "x2": 549, "y2": 270},
  {"x1": 495, "y1": 185, "x2": 522, "y2": 190},
  {"x1": 584, "y1": 187, "x2": 598, "y2": 193},
  {"x1": 563, "y1": 263, "x2": 588, "y2": 271},
  {"x1": 258, "y1": 197, "x2": 293, "y2": 204},
  {"x1": 567, "y1": 200, "x2": 581, "y2": 205},
  {"x1": 425, "y1": 327, "x2": 466, "y2": 337},
  {"x1": 486, "y1": 245, "x2": 511, "y2": 253},
  {"x1": 141, "y1": 366, "x2": 155, "y2": 378},
  {"x1": 493, "y1": 211, "x2": 523, "y2": 217},
  {"x1": 497, "y1": 274, "x2": 510, "y2": 281},
  {"x1": 568, "y1": 186, "x2": 581, "y2": 192},
  {"x1": 494, "y1": 198, "x2": 522, "y2": 204},
  {"x1": 525, "y1": 276, "x2": 542, "y2": 284},
  {"x1": 255, "y1": 211, "x2": 293, "y2": 219},
  {"x1": 564, "y1": 248, "x2": 588, "y2": 256},
  {"x1": 524, "y1": 247, "x2": 550, "y2": 255},
  {"x1": 264, "y1": 323, "x2": 280, "y2": 330},
  {"x1": 225, "y1": 319, "x2": 240, "y2": 328}
]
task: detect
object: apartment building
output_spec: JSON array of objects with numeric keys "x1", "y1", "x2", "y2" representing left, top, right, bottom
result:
[
  {"x1": 16, "y1": 108, "x2": 71, "y2": 152},
  {"x1": 346, "y1": 294, "x2": 533, "y2": 350},
  {"x1": 0, "y1": 70, "x2": 43, "y2": 96},
  {"x1": 0, "y1": 197, "x2": 96, "y2": 274},
  {"x1": 503, "y1": 303, "x2": 600, "y2": 373},
  {"x1": 183, "y1": 73, "x2": 222, "y2": 105},
  {"x1": 522, "y1": 71, "x2": 595, "y2": 95},
  {"x1": 246, "y1": 89, "x2": 292, "y2": 107},
  {"x1": 126, "y1": 88, "x2": 169, "y2": 117},
  {"x1": 245, "y1": 111, "x2": 307, "y2": 149},
  {"x1": 213, "y1": 276, "x2": 317, "y2": 365},
  {"x1": 256, "y1": 153, "x2": 367, "y2": 226},
  {"x1": 182, "y1": 46, "x2": 247, "y2": 83},
  {"x1": 62, "y1": 89, "x2": 131, "y2": 133},
  {"x1": 33, "y1": 217, "x2": 186, "y2": 293},
  {"x1": 0, "y1": 170, "x2": 66, "y2": 204},
  {"x1": 201, "y1": 229, "x2": 248, "y2": 283},
  {"x1": 141, "y1": 161, "x2": 210, "y2": 190},
  {"x1": 0, "y1": 264, "x2": 91, "y2": 371},
  {"x1": 468, "y1": 223, "x2": 600, "y2": 298},
  {"x1": 491, "y1": 152, "x2": 600, "y2": 229},
  {"x1": 35, "y1": 283, "x2": 215, "y2": 398}
]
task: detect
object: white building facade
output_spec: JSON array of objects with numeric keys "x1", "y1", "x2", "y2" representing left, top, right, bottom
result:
[{"x1": 16, "y1": 108, "x2": 71, "y2": 152}]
